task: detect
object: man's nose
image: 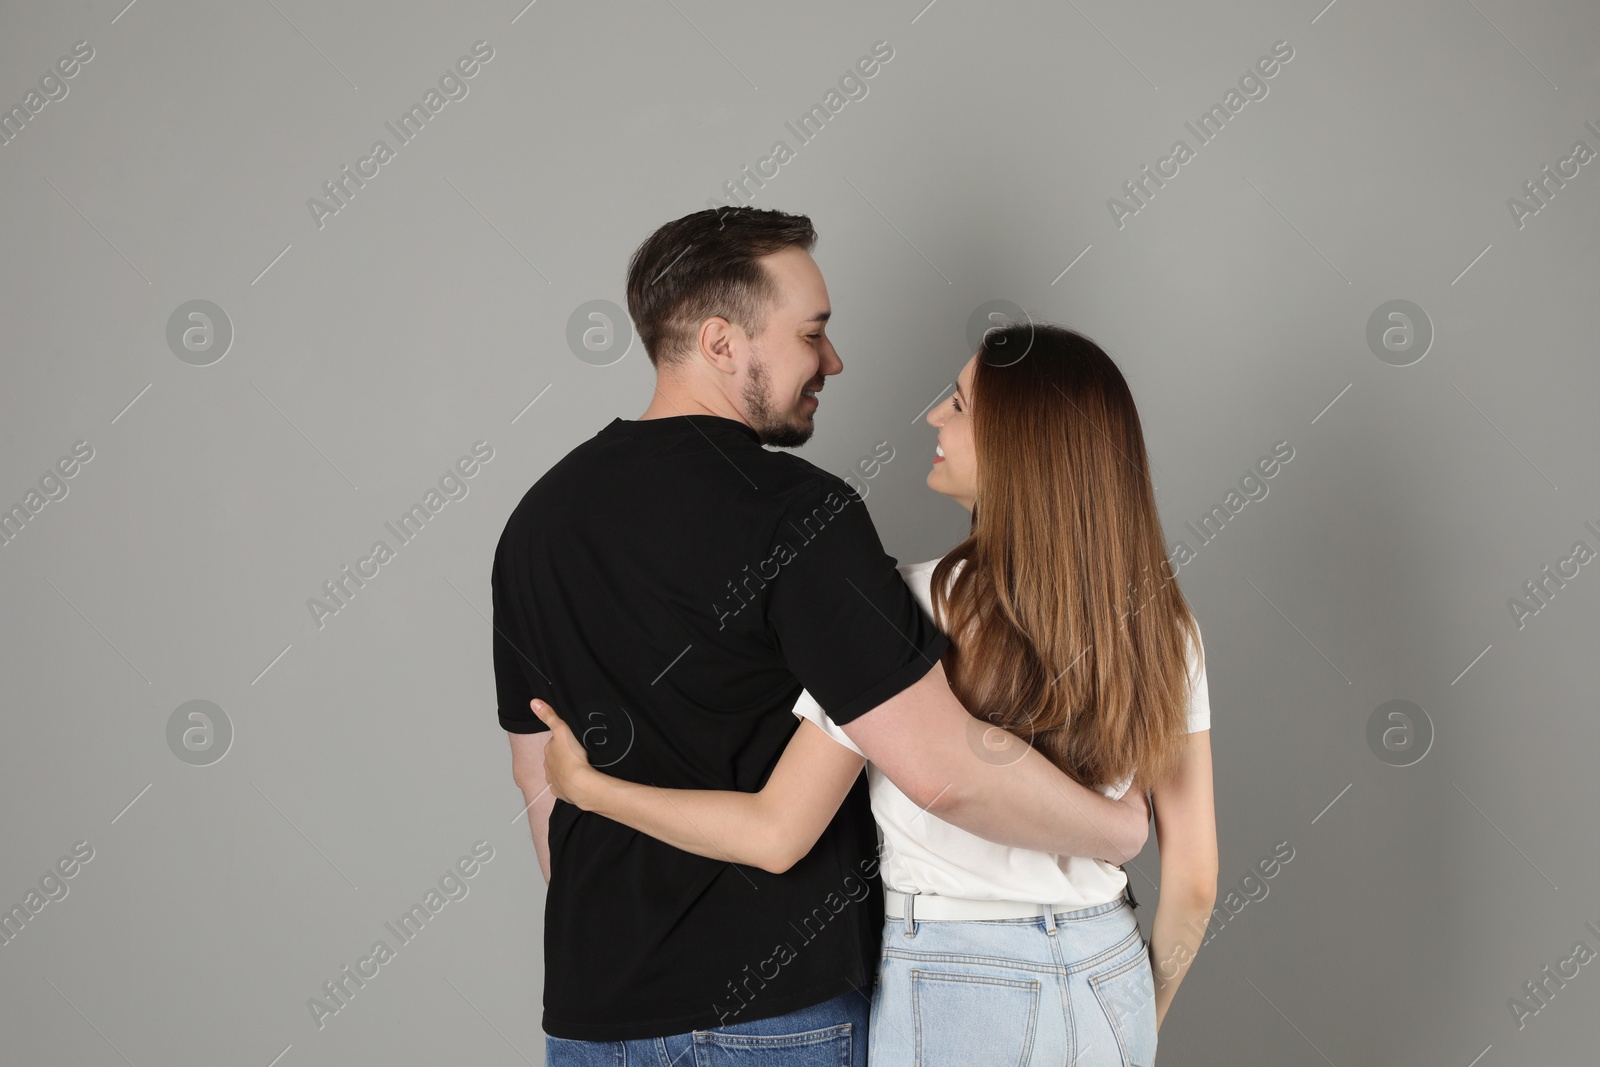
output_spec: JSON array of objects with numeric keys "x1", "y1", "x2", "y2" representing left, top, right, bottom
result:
[{"x1": 822, "y1": 343, "x2": 843, "y2": 376}]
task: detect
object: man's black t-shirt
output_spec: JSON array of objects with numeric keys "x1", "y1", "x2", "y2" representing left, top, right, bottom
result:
[{"x1": 492, "y1": 414, "x2": 948, "y2": 1041}]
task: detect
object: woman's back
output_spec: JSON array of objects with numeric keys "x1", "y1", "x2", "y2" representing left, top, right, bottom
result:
[{"x1": 790, "y1": 554, "x2": 1210, "y2": 907}]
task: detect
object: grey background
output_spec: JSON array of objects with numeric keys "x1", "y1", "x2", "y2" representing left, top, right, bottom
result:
[{"x1": 1, "y1": 0, "x2": 1595, "y2": 1064}]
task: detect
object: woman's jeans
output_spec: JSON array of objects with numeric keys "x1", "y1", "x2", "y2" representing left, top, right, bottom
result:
[
  {"x1": 869, "y1": 894, "x2": 1158, "y2": 1066},
  {"x1": 544, "y1": 986, "x2": 870, "y2": 1066}
]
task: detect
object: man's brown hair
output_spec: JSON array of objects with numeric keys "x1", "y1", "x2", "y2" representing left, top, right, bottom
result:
[{"x1": 625, "y1": 207, "x2": 817, "y2": 368}]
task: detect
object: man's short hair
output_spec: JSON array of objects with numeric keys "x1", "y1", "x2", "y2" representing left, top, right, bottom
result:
[{"x1": 625, "y1": 207, "x2": 817, "y2": 368}]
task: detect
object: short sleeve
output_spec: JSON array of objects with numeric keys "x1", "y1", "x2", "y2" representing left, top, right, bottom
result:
[
  {"x1": 493, "y1": 555, "x2": 547, "y2": 734},
  {"x1": 1184, "y1": 626, "x2": 1211, "y2": 733},
  {"x1": 790, "y1": 690, "x2": 866, "y2": 757},
  {"x1": 766, "y1": 477, "x2": 948, "y2": 726}
]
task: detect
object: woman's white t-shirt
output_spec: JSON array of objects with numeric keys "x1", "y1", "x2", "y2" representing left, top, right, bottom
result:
[{"x1": 791, "y1": 556, "x2": 1210, "y2": 908}]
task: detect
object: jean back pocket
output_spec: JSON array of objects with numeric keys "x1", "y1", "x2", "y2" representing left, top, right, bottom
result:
[
  {"x1": 911, "y1": 967, "x2": 1041, "y2": 1066},
  {"x1": 1088, "y1": 943, "x2": 1158, "y2": 1067},
  {"x1": 692, "y1": 1021, "x2": 853, "y2": 1066}
]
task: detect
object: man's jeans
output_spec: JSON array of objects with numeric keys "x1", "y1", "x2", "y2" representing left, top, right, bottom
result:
[{"x1": 544, "y1": 986, "x2": 870, "y2": 1066}]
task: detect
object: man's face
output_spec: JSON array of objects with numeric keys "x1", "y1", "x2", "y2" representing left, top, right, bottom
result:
[{"x1": 739, "y1": 247, "x2": 842, "y2": 447}]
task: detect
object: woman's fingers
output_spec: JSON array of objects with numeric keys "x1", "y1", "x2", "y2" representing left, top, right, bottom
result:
[
  {"x1": 529, "y1": 698, "x2": 597, "y2": 806},
  {"x1": 531, "y1": 699, "x2": 575, "y2": 750},
  {"x1": 529, "y1": 698, "x2": 559, "y2": 730},
  {"x1": 526, "y1": 700, "x2": 568, "y2": 796},
  {"x1": 533, "y1": 700, "x2": 595, "y2": 765}
]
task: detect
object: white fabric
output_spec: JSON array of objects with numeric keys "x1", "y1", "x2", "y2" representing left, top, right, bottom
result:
[
  {"x1": 882, "y1": 888, "x2": 1075, "y2": 920},
  {"x1": 791, "y1": 556, "x2": 1210, "y2": 908}
]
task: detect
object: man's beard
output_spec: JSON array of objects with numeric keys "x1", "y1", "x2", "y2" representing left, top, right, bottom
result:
[{"x1": 743, "y1": 353, "x2": 815, "y2": 448}]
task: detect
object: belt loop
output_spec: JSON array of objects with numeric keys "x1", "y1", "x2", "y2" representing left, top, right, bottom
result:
[
  {"x1": 903, "y1": 891, "x2": 917, "y2": 938},
  {"x1": 1042, "y1": 903, "x2": 1057, "y2": 935},
  {"x1": 1122, "y1": 870, "x2": 1140, "y2": 911}
]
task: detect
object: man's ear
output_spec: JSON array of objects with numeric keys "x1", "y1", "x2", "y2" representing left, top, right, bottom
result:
[{"x1": 697, "y1": 316, "x2": 743, "y2": 375}]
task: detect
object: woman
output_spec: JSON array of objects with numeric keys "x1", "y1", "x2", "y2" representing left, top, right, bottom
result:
[{"x1": 532, "y1": 323, "x2": 1218, "y2": 1065}]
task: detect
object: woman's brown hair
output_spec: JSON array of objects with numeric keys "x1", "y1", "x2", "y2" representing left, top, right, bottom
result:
[{"x1": 931, "y1": 323, "x2": 1199, "y2": 794}]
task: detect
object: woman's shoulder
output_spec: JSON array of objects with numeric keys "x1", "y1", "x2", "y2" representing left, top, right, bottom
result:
[
  {"x1": 896, "y1": 555, "x2": 958, "y2": 606},
  {"x1": 897, "y1": 554, "x2": 965, "y2": 580},
  {"x1": 895, "y1": 555, "x2": 947, "y2": 579},
  {"x1": 1185, "y1": 617, "x2": 1207, "y2": 672},
  {"x1": 1182, "y1": 617, "x2": 1211, "y2": 732}
]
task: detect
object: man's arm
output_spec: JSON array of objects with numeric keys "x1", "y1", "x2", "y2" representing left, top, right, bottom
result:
[
  {"x1": 839, "y1": 659, "x2": 1150, "y2": 863},
  {"x1": 760, "y1": 479, "x2": 1147, "y2": 862},
  {"x1": 508, "y1": 731, "x2": 557, "y2": 882}
]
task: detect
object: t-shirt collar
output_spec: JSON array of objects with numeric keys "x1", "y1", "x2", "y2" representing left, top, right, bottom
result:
[{"x1": 606, "y1": 414, "x2": 761, "y2": 445}]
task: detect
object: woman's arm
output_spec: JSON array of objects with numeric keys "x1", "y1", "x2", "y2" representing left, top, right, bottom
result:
[
  {"x1": 529, "y1": 698, "x2": 867, "y2": 875},
  {"x1": 1145, "y1": 729, "x2": 1219, "y2": 1029}
]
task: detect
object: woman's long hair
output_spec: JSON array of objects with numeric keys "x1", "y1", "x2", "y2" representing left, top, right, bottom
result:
[{"x1": 931, "y1": 323, "x2": 1198, "y2": 793}]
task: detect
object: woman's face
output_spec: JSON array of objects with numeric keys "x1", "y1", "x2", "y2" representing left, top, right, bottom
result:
[{"x1": 926, "y1": 354, "x2": 978, "y2": 511}]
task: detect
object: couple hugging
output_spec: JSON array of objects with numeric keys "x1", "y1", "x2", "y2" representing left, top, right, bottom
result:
[{"x1": 495, "y1": 206, "x2": 1216, "y2": 1066}]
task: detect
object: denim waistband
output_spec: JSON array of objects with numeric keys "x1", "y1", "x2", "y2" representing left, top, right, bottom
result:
[{"x1": 888, "y1": 882, "x2": 1137, "y2": 939}]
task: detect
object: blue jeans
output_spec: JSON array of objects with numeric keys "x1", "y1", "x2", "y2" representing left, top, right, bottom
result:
[
  {"x1": 545, "y1": 987, "x2": 870, "y2": 1066},
  {"x1": 868, "y1": 895, "x2": 1158, "y2": 1066}
]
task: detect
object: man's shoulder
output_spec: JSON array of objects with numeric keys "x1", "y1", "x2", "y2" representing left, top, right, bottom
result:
[
  {"x1": 493, "y1": 433, "x2": 862, "y2": 552},
  {"x1": 493, "y1": 430, "x2": 613, "y2": 552},
  {"x1": 764, "y1": 451, "x2": 867, "y2": 513}
]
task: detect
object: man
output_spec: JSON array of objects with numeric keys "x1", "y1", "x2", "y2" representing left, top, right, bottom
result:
[{"x1": 494, "y1": 207, "x2": 1151, "y2": 1065}]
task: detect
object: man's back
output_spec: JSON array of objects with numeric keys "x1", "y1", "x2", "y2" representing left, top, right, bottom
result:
[{"x1": 493, "y1": 413, "x2": 947, "y2": 1041}]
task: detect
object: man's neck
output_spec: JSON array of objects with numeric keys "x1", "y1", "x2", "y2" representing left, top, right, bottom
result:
[{"x1": 639, "y1": 381, "x2": 748, "y2": 427}]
